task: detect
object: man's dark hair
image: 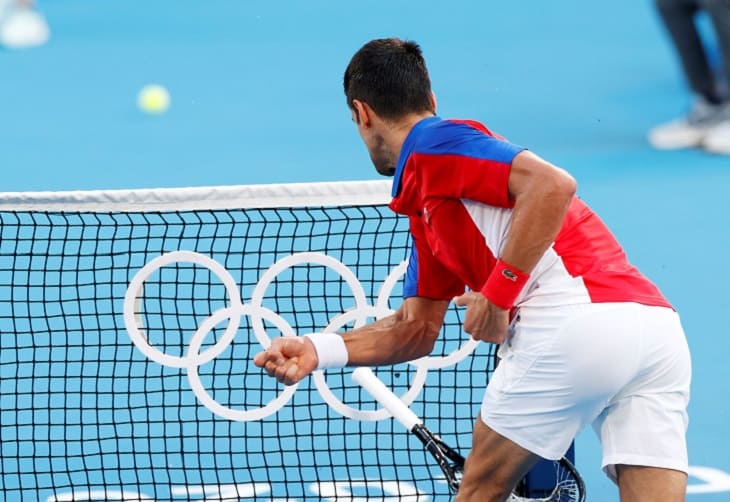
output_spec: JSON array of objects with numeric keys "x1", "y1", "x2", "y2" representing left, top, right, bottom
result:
[{"x1": 344, "y1": 38, "x2": 434, "y2": 120}]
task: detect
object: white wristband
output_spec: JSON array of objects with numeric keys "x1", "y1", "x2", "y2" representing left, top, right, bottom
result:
[{"x1": 303, "y1": 332, "x2": 348, "y2": 370}]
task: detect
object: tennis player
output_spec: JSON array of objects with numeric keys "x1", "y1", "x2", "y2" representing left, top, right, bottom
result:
[{"x1": 255, "y1": 38, "x2": 692, "y2": 502}]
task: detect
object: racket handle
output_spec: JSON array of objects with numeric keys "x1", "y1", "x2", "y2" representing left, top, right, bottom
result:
[{"x1": 352, "y1": 367, "x2": 422, "y2": 431}]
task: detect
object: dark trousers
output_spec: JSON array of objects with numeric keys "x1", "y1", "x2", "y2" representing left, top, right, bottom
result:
[{"x1": 655, "y1": 0, "x2": 730, "y2": 102}]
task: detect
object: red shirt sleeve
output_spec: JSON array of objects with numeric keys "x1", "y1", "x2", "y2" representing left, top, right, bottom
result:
[{"x1": 403, "y1": 215, "x2": 465, "y2": 300}]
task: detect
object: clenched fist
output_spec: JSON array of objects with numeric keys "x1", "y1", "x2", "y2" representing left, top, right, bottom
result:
[
  {"x1": 254, "y1": 336, "x2": 319, "y2": 386},
  {"x1": 452, "y1": 291, "x2": 510, "y2": 344}
]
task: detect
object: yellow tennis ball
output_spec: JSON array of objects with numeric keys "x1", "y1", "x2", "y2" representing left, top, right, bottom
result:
[{"x1": 137, "y1": 84, "x2": 170, "y2": 114}]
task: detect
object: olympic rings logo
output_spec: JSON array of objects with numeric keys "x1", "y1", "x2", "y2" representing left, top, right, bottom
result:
[{"x1": 123, "y1": 250, "x2": 479, "y2": 423}]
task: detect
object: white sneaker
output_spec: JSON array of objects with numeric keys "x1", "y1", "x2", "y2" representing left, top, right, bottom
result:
[
  {"x1": 702, "y1": 121, "x2": 730, "y2": 154},
  {"x1": 648, "y1": 98, "x2": 728, "y2": 150}
]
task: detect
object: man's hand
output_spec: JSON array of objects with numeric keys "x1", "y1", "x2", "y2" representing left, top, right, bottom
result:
[
  {"x1": 253, "y1": 336, "x2": 318, "y2": 386},
  {"x1": 452, "y1": 291, "x2": 510, "y2": 344}
]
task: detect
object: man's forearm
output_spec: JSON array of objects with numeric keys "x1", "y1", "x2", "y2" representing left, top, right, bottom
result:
[
  {"x1": 501, "y1": 186, "x2": 574, "y2": 273},
  {"x1": 341, "y1": 315, "x2": 439, "y2": 366},
  {"x1": 341, "y1": 298, "x2": 450, "y2": 366}
]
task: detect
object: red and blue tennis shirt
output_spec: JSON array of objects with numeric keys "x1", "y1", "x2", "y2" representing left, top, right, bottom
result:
[{"x1": 388, "y1": 116, "x2": 671, "y2": 309}]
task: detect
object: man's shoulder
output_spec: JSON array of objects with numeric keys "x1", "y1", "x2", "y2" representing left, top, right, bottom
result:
[
  {"x1": 416, "y1": 118, "x2": 504, "y2": 145},
  {"x1": 409, "y1": 118, "x2": 514, "y2": 163},
  {"x1": 411, "y1": 118, "x2": 476, "y2": 152}
]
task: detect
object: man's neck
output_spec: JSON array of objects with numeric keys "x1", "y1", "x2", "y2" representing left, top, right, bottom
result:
[{"x1": 383, "y1": 112, "x2": 436, "y2": 160}]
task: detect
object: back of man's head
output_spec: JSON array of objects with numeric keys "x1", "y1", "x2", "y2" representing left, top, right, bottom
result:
[{"x1": 344, "y1": 38, "x2": 434, "y2": 121}]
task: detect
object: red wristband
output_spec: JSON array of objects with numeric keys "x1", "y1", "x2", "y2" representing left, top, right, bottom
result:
[{"x1": 481, "y1": 259, "x2": 530, "y2": 310}]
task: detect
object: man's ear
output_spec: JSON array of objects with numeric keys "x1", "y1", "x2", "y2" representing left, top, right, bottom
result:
[
  {"x1": 352, "y1": 99, "x2": 372, "y2": 128},
  {"x1": 430, "y1": 92, "x2": 437, "y2": 113}
]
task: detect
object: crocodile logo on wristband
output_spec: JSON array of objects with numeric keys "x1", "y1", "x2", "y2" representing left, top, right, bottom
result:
[{"x1": 502, "y1": 268, "x2": 518, "y2": 282}]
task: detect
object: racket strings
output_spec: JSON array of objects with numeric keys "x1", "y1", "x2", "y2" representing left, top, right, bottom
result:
[{"x1": 507, "y1": 463, "x2": 583, "y2": 502}]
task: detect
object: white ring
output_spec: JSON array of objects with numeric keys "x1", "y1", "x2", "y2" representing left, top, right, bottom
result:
[
  {"x1": 409, "y1": 337, "x2": 480, "y2": 369},
  {"x1": 249, "y1": 252, "x2": 370, "y2": 334},
  {"x1": 375, "y1": 259, "x2": 408, "y2": 312},
  {"x1": 125, "y1": 252, "x2": 453, "y2": 423},
  {"x1": 186, "y1": 303, "x2": 299, "y2": 422},
  {"x1": 123, "y1": 251, "x2": 242, "y2": 368}
]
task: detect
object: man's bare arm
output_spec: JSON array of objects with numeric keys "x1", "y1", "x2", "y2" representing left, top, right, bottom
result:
[
  {"x1": 501, "y1": 150, "x2": 576, "y2": 273},
  {"x1": 455, "y1": 150, "x2": 576, "y2": 343},
  {"x1": 254, "y1": 296, "x2": 450, "y2": 385},
  {"x1": 343, "y1": 296, "x2": 450, "y2": 366}
]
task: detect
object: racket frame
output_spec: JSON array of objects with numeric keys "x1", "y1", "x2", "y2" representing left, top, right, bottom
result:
[{"x1": 352, "y1": 366, "x2": 586, "y2": 501}]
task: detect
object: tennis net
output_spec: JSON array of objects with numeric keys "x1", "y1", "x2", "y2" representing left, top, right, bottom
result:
[{"x1": 0, "y1": 180, "x2": 497, "y2": 501}]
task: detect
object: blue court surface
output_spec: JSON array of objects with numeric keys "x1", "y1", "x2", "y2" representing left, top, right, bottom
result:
[{"x1": 1, "y1": 1, "x2": 730, "y2": 500}]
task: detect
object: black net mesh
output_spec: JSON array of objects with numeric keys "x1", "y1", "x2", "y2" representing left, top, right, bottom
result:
[{"x1": 0, "y1": 203, "x2": 498, "y2": 501}]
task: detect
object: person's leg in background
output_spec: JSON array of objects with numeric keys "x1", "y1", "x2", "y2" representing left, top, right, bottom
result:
[
  {"x1": 697, "y1": 0, "x2": 730, "y2": 153},
  {"x1": 657, "y1": 0, "x2": 719, "y2": 101},
  {"x1": 648, "y1": 0, "x2": 730, "y2": 151}
]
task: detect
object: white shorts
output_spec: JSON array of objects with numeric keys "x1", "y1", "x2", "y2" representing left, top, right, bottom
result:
[{"x1": 480, "y1": 302, "x2": 691, "y2": 482}]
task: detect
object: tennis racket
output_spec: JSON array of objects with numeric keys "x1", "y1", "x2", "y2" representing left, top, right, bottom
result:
[{"x1": 352, "y1": 367, "x2": 586, "y2": 501}]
